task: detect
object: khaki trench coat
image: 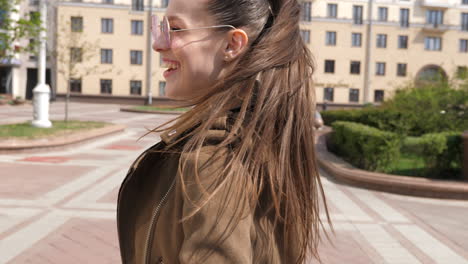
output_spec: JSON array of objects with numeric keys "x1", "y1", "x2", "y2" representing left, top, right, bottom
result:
[{"x1": 117, "y1": 112, "x2": 299, "y2": 264}]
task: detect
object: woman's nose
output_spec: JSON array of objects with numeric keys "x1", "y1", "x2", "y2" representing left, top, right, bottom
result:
[
  {"x1": 152, "y1": 34, "x2": 169, "y2": 52},
  {"x1": 153, "y1": 40, "x2": 170, "y2": 53}
]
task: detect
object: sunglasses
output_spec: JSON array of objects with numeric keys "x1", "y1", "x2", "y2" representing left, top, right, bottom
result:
[{"x1": 151, "y1": 15, "x2": 236, "y2": 49}]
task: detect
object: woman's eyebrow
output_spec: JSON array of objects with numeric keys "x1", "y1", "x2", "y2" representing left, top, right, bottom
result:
[{"x1": 166, "y1": 15, "x2": 186, "y2": 25}]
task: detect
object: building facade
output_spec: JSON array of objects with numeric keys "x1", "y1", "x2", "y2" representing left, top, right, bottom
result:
[
  {"x1": 301, "y1": 0, "x2": 468, "y2": 105},
  {"x1": 0, "y1": 0, "x2": 56, "y2": 100},
  {"x1": 4, "y1": 0, "x2": 468, "y2": 106}
]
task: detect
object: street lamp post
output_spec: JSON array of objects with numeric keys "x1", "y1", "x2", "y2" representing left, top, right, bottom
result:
[
  {"x1": 363, "y1": 0, "x2": 374, "y2": 104},
  {"x1": 146, "y1": 0, "x2": 154, "y2": 105},
  {"x1": 31, "y1": 0, "x2": 52, "y2": 128}
]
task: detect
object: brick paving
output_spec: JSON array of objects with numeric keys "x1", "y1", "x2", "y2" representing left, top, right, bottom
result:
[{"x1": 1, "y1": 102, "x2": 468, "y2": 264}]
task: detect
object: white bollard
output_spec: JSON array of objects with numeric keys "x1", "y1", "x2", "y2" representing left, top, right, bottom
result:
[{"x1": 31, "y1": 83, "x2": 52, "y2": 128}]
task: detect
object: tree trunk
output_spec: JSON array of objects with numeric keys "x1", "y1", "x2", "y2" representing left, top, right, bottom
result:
[{"x1": 65, "y1": 79, "x2": 70, "y2": 122}]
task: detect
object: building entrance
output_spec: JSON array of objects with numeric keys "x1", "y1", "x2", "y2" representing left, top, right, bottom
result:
[
  {"x1": 26, "y1": 68, "x2": 52, "y2": 100},
  {"x1": 0, "y1": 67, "x2": 12, "y2": 95}
]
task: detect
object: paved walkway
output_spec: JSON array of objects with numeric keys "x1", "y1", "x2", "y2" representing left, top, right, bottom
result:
[{"x1": 1, "y1": 102, "x2": 467, "y2": 264}]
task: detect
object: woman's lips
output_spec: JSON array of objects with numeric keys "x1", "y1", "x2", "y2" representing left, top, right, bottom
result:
[
  {"x1": 162, "y1": 58, "x2": 180, "y2": 79},
  {"x1": 163, "y1": 68, "x2": 178, "y2": 79}
]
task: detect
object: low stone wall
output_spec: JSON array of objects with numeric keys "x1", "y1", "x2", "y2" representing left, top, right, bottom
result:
[{"x1": 316, "y1": 130, "x2": 468, "y2": 200}]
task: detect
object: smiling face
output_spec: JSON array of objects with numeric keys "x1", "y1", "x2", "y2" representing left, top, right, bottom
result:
[{"x1": 153, "y1": 0, "x2": 229, "y2": 100}]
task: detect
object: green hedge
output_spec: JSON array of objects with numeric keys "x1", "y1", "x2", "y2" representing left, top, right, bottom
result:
[
  {"x1": 322, "y1": 108, "x2": 408, "y2": 134},
  {"x1": 321, "y1": 85, "x2": 468, "y2": 137},
  {"x1": 330, "y1": 121, "x2": 401, "y2": 172},
  {"x1": 402, "y1": 132, "x2": 463, "y2": 178},
  {"x1": 321, "y1": 110, "x2": 362, "y2": 125}
]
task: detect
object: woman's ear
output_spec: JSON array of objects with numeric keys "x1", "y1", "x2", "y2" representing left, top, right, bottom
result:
[{"x1": 224, "y1": 29, "x2": 249, "y2": 62}]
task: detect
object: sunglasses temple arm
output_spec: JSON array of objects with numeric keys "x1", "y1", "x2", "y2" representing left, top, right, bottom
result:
[{"x1": 172, "y1": 25, "x2": 236, "y2": 32}]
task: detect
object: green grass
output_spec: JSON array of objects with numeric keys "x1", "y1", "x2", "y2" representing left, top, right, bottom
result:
[
  {"x1": 389, "y1": 152, "x2": 426, "y2": 177},
  {"x1": 131, "y1": 105, "x2": 189, "y2": 112},
  {"x1": 0, "y1": 121, "x2": 109, "y2": 140}
]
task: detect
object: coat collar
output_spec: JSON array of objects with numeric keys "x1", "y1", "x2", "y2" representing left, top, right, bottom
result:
[{"x1": 160, "y1": 114, "x2": 229, "y2": 145}]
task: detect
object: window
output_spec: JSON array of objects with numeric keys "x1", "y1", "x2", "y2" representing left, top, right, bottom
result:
[
  {"x1": 425, "y1": 37, "x2": 442, "y2": 51},
  {"x1": 376, "y1": 34, "x2": 387, "y2": 48},
  {"x1": 70, "y1": 79, "x2": 82, "y2": 93},
  {"x1": 130, "y1": 50, "x2": 143, "y2": 65},
  {"x1": 71, "y1": 16, "x2": 83, "y2": 32},
  {"x1": 29, "y1": 39, "x2": 37, "y2": 61},
  {"x1": 350, "y1": 61, "x2": 360, "y2": 74},
  {"x1": 397, "y1": 63, "x2": 407, "y2": 77},
  {"x1": 101, "y1": 49, "x2": 113, "y2": 64},
  {"x1": 70, "y1": 48, "x2": 82, "y2": 63},
  {"x1": 161, "y1": 0, "x2": 169, "y2": 8},
  {"x1": 131, "y1": 20, "x2": 143, "y2": 35},
  {"x1": 400, "y1": 8, "x2": 409, "y2": 28},
  {"x1": 130, "y1": 80, "x2": 142, "y2": 95},
  {"x1": 100, "y1": 79, "x2": 112, "y2": 94},
  {"x1": 353, "y1": 5, "x2": 363, "y2": 25},
  {"x1": 374, "y1": 90, "x2": 385, "y2": 102},
  {"x1": 101, "y1": 18, "x2": 113, "y2": 33},
  {"x1": 349, "y1": 89, "x2": 359, "y2": 103},
  {"x1": 398, "y1": 35, "x2": 408, "y2": 49},
  {"x1": 327, "y1": 4, "x2": 337, "y2": 18},
  {"x1": 159, "y1": 81, "x2": 166, "y2": 96},
  {"x1": 378, "y1": 7, "x2": 388, "y2": 22},
  {"x1": 426, "y1": 10, "x2": 443, "y2": 26},
  {"x1": 457, "y1": 66, "x2": 467, "y2": 79},
  {"x1": 376, "y1": 62, "x2": 386, "y2": 76},
  {"x1": 326, "y1": 31, "x2": 336, "y2": 46},
  {"x1": 324, "y1": 87, "x2": 334, "y2": 102},
  {"x1": 300, "y1": 30, "x2": 310, "y2": 44},
  {"x1": 462, "y1": 13, "x2": 468, "y2": 31},
  {"x1": 132, "y1": 0, "x2": 144, "y2": 11},
  {"x1": 301, "y1": 2, "x2": 312, "y2": 22},
  {"x1": 460, "y1": 39, "x2": 468, "y2": 52},
  {"x1": 29, "y1": 11, "x2": 39, "y2": 19},
  {"x1": 102, "y1": 0, "x2": 113, "y2": 4},
  {"x1": 325, "y1": 60, "x2": 335, "y2": 73},
  {"x1": 463, "y1": 0, "x2": 468, "y2": 4},
  {"x1": 29, "y1": 0, "x2": 39, "y2": 5},
  {"x1": 352, "y1": 33, "x2": 362, "y2": 47}
]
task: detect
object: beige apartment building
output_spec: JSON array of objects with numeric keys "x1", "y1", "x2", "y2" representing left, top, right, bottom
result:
[
  {"x1": 302, "y1": 0, "x2": 468, "y2": 105},
  {"x1": 4, "y1": 0, "x2": 468, "y2": 106}
]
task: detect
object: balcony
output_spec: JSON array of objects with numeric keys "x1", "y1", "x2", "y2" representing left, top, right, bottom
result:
[
  {"x1": 422, "y1": 23, "x2": 450, "y2": 33},
  {"x1": 421, "y1": 0, "x2": 450, "y2": 9}
]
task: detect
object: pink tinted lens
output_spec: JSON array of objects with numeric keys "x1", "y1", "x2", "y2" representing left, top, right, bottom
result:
[
  {"x1": 161, "y1": 16, "x2": 171, "y2": 48},
  {"x1": 151, "y1": 15, "x2": 159, "y2": 42},
  {"x1": 151, "y1": 15, "x2": 170, "y2": 49}
]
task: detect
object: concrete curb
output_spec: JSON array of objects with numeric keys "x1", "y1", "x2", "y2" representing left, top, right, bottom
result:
[
  {"x1": 120, "y1": 107, "x2": 185, "y2": 115},
  {"x1": 0, "y1": 124, "x2": 126, "y2": 154},
  {"x1": 316, "y1": 131, "x2": 468, "y2": 200}
]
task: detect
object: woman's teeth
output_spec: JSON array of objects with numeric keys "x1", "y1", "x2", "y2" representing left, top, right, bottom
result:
[{"x1": 165, "y1": 61, "x2": 179, "y2": 70}]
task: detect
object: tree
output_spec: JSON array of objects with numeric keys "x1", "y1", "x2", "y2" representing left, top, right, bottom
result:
[
  {"x1": 0, "y1": 0, "x2": 42, "y2": 94},
  {"x1": 54, "y1": 14, "x2": 121, "y2": 122}
]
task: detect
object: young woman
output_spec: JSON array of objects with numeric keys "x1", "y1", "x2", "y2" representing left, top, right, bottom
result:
[{"x1": 117, "y1": 0, "x2": 331, "y2": 263}]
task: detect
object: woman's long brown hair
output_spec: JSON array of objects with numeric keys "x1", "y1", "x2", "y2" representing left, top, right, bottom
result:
[{"x1": 153, "y1": 0, "x2": 331, "y2": 262}]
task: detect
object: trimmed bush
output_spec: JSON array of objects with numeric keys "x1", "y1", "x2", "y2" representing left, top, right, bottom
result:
[
  {"x1": 322, "y1": 84, "x2": 467, "y2": 137},
  {"x1": 322, "y1": 108, "x2": 410, "y2": 134},
  {"x1": 420, "y1": 132, "x2": 462, "y2": 178},
  {"x1": 400, "y1": 132, "x2": 463, "y2": 178},
  {"x1": 330, "y1": 121, "x2": 401, "y2": 172},
  {"x1": 321, "y1": 110, "x2": 362, "y2": 126}
]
